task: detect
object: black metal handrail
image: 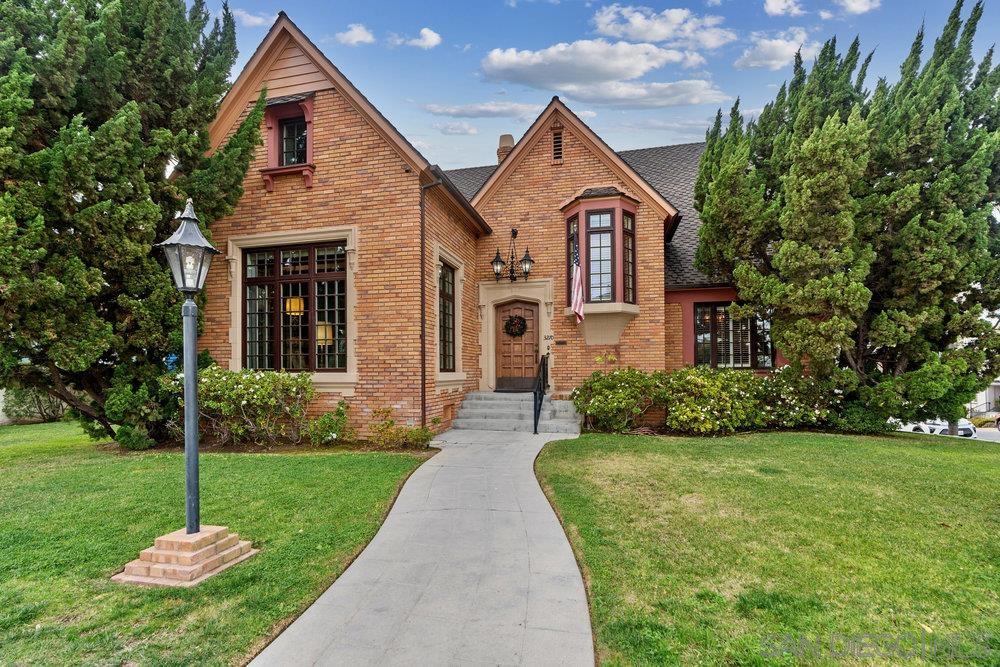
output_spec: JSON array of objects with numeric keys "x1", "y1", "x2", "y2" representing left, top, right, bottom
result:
[{"x1": 533, "y1": 353, "x2": 549, "y2": 434}]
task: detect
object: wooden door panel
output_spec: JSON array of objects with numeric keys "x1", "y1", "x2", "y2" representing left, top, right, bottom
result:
[{"x1": 496, "y1": 301, "x2": 539, "y2": 391}]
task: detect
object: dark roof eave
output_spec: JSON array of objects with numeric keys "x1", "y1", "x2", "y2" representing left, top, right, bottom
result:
[
  {"x1": 428, "y1": 165, "x2": 492, "y2": 236},
  {"x1": 665, "y1": 281, "x2": 733, "y2": 291}
]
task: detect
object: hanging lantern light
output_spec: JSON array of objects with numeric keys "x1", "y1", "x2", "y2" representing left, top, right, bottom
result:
[
  {"x1": 492, "y1": 249, "x2": 506, "y2": 282},
  {"x1": 520, "y1": 248, "x2": 534, "y2": 278}
]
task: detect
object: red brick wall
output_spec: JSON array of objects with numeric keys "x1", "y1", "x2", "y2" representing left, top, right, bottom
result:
[
  {"x1": 473, "y1": 113, "x2": 667, "y2": 396},
  {"x1": 202, "y1": 88, "x2": 427, "y2": 434}
]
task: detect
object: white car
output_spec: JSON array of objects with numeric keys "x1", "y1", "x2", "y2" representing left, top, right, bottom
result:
[{"x1": 899, "y1": 418, "x2": 978, "y2": 438}]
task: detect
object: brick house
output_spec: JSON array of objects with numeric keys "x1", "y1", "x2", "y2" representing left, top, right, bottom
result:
[{"x1": 202, "y1": 14, "x2": 776, "y2": 432}]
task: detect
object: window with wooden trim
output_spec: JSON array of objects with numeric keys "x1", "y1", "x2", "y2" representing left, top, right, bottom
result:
[
  {"x1": 623, "y1": 212, "x2": 636, "y2": 304},
  {"x1": 552, "y1": 130, "x2": 563, "y2": 161},
  {"x1": 586, "y1": 210, "x2": 614, "y2": 302},
  {"x1": 279, "y1": 117, "x2": 308, "y2": 166},
  {"x1": 243, "y1": 243, "x2": 348, "y2": 371},
  {"x1": 439, "y1": 263, "x2": 456, "y2": 373},
  {"x1": 694, "y1": 303, "x2": 773, "y2": 369}
]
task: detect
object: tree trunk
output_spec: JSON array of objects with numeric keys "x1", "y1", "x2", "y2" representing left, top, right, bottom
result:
[{"x1": 948, "y1": 420, "x2": 959, "y2": 436}]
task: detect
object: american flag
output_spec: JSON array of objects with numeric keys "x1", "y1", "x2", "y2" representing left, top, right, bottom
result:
[{"x1": 570, "y1": 237, "x2": 585, "y2": 323}]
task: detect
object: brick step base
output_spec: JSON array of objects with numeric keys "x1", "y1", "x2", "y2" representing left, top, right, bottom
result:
[{"x1": 112, "y1": 525, "x2": 257, "y2": 588}]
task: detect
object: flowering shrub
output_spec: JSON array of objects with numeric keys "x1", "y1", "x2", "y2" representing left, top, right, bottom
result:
[
  {"x1": 163, "y1": 365, "x2": 314, "y2": 446},
  {"x1": 571, "y1": 367, "x2": 661, "y2": 433},
  {"x1": 656, "y1": 367, "x2": 765, "y2": 434},
  {"x1": 306, "y1": 400, "x2": 354, "y2": 446},
  {"x1": 368, "y1": 408, "x2": 437, "y2": 449},
  {"x1": 759, "y1": 366, "x2": 839, "y2": 428}
]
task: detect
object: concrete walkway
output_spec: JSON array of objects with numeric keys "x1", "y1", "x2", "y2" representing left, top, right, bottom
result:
[{"x1": 252, "y1": 429, "x2": 593, "y2": 666}]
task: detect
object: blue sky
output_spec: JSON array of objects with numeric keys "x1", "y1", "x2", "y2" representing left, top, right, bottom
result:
[{"x1": 222, "y1": 1, "x2": 998, "y2": 169}]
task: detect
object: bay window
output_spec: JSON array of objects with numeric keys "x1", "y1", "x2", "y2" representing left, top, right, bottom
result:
[
  {"x1": 694, "y1": 303, "x2": 774, "y2": 369},
  {"x1": 587, "y1": 210, "x2": 614, "y2": 302},
  {"x1": 563, "y1": 195, "x2": 638, "y2": 307},
  {"x1": 243, "y1": 243, "x2": 348, "y2": 371}
]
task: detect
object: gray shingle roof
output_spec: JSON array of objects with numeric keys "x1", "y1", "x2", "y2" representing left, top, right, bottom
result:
[
  {"x1": 443, "y1": 165, "x2": 497, "y2": 201},
  {"x1": 443, "y1": 140, "x2": 723, "y2": 289}
]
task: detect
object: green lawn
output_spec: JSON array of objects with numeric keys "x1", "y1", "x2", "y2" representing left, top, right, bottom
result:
[
  {"x1": 536, "y1": 432, "x2": 1000, "y2": 665},
  {"x1": 0, "y1": 421, "x2": 427, "y2": 665}
]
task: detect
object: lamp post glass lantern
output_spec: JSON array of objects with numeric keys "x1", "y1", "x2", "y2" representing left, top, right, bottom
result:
[
  {"x1": 493, "y1": 228, "x2": 533, "y2": 282},
  {"x1": 156, "y1": 199, "x2": 219, "y2": 534}
]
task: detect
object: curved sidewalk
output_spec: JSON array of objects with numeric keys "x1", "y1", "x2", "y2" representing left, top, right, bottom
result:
[{"x1": 252, "y1": 429, "x2": 593, "y2": 666}]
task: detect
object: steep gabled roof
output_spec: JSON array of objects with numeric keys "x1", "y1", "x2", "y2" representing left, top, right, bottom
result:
[
  {"x1": 618, "y1": 143, "x2": 724, "y2": 288},
  {"x1": 444, "y1": 141, "x2": 721, "y2": 288},
  {"x1": 208, "y1": 13, "x2": 489, "y2": 235},
  {"x1": 469, "y1": 98, "x2": 678, "y2": 221},
  {"x1": 209, "y1": 12, "x2": 428, "y2": 170}
]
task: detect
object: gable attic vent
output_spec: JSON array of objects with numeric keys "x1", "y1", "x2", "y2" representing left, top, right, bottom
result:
[{"x1": 552, "y1": 130, "x2": 563, "y2": 162}]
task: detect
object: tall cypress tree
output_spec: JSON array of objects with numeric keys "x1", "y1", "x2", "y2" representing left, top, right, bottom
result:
[
  {"x1": 694, "y1": 0, "x2": 1000, "y2": 423},
  {"x1": 0, "y1": 0, "x2": 265, "y2": 443}
]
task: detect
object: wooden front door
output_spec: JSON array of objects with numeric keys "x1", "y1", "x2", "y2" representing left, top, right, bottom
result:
[{"x1": 496, "y1": 301, "x2": 539, "y2": 392}]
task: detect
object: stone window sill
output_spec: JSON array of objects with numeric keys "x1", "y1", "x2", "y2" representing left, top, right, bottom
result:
[
  {"x1": 437, "y1": 371, "x2": 467, "y2": 392},
  {"x1": 564, "y1": 302, "x2": 639, "y2": 345},
  {"x1": 261, "y1": 164, "x2": 315, "y2": 192},
  {"x1": 313, "y1": 371, "x2": 358, "y2": 396}
]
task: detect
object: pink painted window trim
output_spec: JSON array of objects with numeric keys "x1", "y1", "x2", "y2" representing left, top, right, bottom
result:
[
  {"x1": 564, "y1": 197, "x2": 637, "y2": 305},
  {"x1": 261, "y1": 97, "x2": 315, "y2": 191}
]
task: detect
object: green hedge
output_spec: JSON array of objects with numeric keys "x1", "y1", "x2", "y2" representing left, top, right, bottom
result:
[{"x1": 572, "y1": 365, "x2": 842, "y2": 435}]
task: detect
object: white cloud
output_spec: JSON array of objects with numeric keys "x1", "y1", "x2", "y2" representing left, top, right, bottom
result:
[
  {"x1": 764, "y1": 0, "x2": 805, "y2": 16},
  {"x1": 819, "y1": 9, "x2": 835, "y2": 19},
  {"x1": 706, "y1": 0, "x2": 723, "y2": 6},
  {"x1": 482, "y1": 38, "x2": 725, "y2": 108},
  {"x1": 422, "y1": 101, "x2": 543, "y2": 120},
  {"x1": 334, "y1": 23, "x2": 375, "y2": 46},
  {"x1": 231, "y1": 8, "x2": 275, "y2": 28},
  {"x1": 734, "y1": 28, "x2": 820, "y2": 70},
  {"x1": 391, "y1": 27, "x2": 442, "y2": 49},
  {"x1": 577, "y1": 110, "x2": 598, "y2": 119},
  {"x1": 434, "y1": 121, "x2": 478, "y2": 136},
  {"x1": 555, "y1": 79, "x2": 728, "y2": 108},
  {"x1": 592, "y1": 4, "x2": 737, "y2": 50},
  {"x1": 835, "y1": 0, "x2": 880, "y2": 14},
  {"x1": 483, "y1": 39, "x2": 702, "y2": 89}
]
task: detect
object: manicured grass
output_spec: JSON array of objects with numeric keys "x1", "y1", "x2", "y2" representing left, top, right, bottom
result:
[
  {"x1": 0, "y1": 421, "x2": 427, "y2": 665},
  {"x1": 536, "y1": 432, "x2": 1000, "y2": 665}
]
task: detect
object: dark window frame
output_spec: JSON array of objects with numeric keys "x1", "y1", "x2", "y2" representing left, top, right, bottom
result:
[
  {"x1": 622, "y1": 212, "x2": 636, "y2": 304},
  {"x1": 586, "y1": 209, "x2": 615, "y2": 303},
  {"x1": 439, "y1": 262, "x2": 456, "y2": 373},
  {"x1": 278, "y1": 116, "x2": 308, "y2": 167},
  {"x1": 242, "y1": 242, "x2": 348, "y2": 372},
  {"x1": 694, "y1": 301, "x2": 774, "y2": 370}
]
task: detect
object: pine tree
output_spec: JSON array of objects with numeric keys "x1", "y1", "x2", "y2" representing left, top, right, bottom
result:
[
  {"x1": 0, "y1": 0, "x2": 265, "y2": 443},
  {"x1": 694, "y1": 0, "x2": 1000, "y2": 423}
]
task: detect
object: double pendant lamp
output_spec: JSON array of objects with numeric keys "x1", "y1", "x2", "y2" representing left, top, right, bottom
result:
[{"x1": 492, "y1": 228, "x2": 534, "y2": 283}]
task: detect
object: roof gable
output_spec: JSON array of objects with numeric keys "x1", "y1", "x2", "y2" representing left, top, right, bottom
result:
[
  {"x1": 208, "y1": 13, "x2": 428, "y2": 172},
  {"x1": 470, "y1": 98, "x2": 678, "y2": 220}
]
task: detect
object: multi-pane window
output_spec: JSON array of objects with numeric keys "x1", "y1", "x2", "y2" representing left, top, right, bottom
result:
[
  {"x1": 587, "y1": 211, "x2": 613, "y2": 302},
  {"x1": 566, "y1": 215, "x2": 579, "y2": 305},
  {"x1": 279, "y1": 117, "x2": 307, "y2": 166},
  {"x1": 439, "y1": 263, "x2": 456, "y2": 373},
  {"x1": 694, "y1": 303, "x2": 773, "y2": 369},
  {"x1": 623, "y1": 213, "x2": 636, "y2": 304},
  {"x1": 243, "y1": 243, "x2": 348, "y2": 371}
]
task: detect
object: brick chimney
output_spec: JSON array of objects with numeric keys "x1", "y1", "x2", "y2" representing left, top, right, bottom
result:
[{"x1": 497, "y1": 134, "x2": 514, "y2": 163}]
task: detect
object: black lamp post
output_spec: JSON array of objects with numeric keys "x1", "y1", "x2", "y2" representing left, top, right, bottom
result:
[
  {"x1": 492, "y1": 228, "x2": 534, "y2": 282},
  {"x1": 156, "y1": 199, "x2": 219, "y2": 535}
]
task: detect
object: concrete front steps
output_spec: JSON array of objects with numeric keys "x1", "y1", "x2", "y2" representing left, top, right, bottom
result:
[{"x1": 451, "y1": 391, "x2": 581, "y2": 434}]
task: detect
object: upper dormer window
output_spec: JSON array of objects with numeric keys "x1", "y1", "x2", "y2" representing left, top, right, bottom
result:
[
  {"x1": 261, "y1": 94, "x2": 315, "y2": 191},
  {"x1": 280, "y1": 117, "x2": 308, "y2": 166}
]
